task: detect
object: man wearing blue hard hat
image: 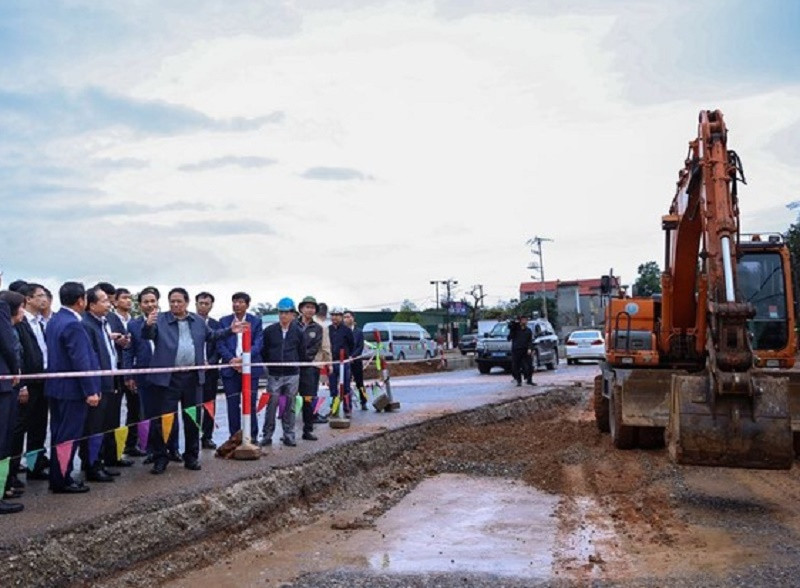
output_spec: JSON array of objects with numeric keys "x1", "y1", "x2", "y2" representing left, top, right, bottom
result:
[{"x1": 260, "y1": 297, "x2": 306, "y2": 447}]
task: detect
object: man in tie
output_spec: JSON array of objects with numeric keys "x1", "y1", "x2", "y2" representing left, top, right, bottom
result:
[
  {"x1": 45, "y1": 282, "x2": 100, "y2": 494},
  {"x1": 80, "y1": 286, "x2": 122, "y2": 482},
  {"x1": 217, "y1": 292, "x2": 263, "y2": 442},
  {"x1": 195, "y1": 292, "x2": 221, "y2": 450}
]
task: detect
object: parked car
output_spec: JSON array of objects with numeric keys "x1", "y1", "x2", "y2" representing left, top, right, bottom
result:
[
  {"x1": 458, "y1": 332, "x2": 479, "y2": 355},
  {"x1": 565, "y1": 329, "x2": 605, "y2": 364},
  {"x1": 361, "y1": 321, "x2": 437, "y2": 361},
  {"x1": 475, "y1": 319, "x2": 559, "y2": 374}
]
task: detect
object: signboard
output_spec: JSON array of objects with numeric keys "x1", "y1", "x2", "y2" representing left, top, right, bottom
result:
[{"x1": 447, "y1": 301, "x2": 469, "y2": 316}]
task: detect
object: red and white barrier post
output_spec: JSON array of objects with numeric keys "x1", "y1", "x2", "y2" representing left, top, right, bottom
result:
[{"x1": 234, "y1": 323, "x2": 260, "y2": 459}]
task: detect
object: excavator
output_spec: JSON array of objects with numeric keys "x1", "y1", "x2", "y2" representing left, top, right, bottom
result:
[{"x1": 595, "y1": 109, "x2": 798, "y2": 469}]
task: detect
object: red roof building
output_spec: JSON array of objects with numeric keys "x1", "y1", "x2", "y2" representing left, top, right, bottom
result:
[{"x1": 520, "y1": 277, "x2": 620, "y2": 298}]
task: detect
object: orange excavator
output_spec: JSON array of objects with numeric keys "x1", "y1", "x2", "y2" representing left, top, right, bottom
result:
[{"x1": 595, "y1": 109, "x2": 798, "y2": 469}]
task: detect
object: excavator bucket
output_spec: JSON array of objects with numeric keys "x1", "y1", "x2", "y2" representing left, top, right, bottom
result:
[{"x1": 668, "y1": 374, "x2": 793, "y2": 469}]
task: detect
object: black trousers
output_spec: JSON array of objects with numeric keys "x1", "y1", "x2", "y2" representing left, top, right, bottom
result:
[
  {"x1": 511, "y1": 349, "x2": 532, "y2": 383},
  {"x1": 299, "y1": 366, "x2": 319, "y2": 434},
  {"x1": 1, "y1": 390, "x2": 19, "y2": 489},
  {"x1": 151, "y1": 372, "x2": 201, "y2": 465},
  {"x1": 201, "y1": 368, "x2": 219, "y2": 442},
  {"x1": 351, "y1": 359, "x2": 367, "y2": 405},
  {"x1": 80, "y1": 389, "x2": 113, "y2": 471},
  {"x1": 10, "y1": 381, "x2": 48, "y2": 474},
  {"x1": 49, "y1": 397, "x2": 87, "y2": 490}
]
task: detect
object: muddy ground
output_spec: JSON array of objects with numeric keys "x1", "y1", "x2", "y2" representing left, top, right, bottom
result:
[{"x1": 91, "y1": 383, "x2": 800, "y2": 587}]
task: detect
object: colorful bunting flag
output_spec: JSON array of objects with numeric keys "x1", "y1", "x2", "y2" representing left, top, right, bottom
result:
[
  {"x1": 256, "y1": 392, "x2": 270, "y2": 413},
  {"x1": 294, "y1": 394, "x2": 303, "y2": 415},
  {"x1": 56, "y1": 441, "x2": 73, "y2": 478},
  {"x1": 161, "y1": 413, "x2": 175, "y2": 444},
  {"x1": 183, "y1": 406, "x2": 199, "y2": 430},
  {"x1": 24, "y1": 448, "x2": 44, "y2": 471},
  {"x1": 331, "y1": 396, "x2": 341, "y2": 417},
  {"x1": 375, "y1": 351, "x2": 382, "y2": 371},
  {"x1": 277, "y1": 395, "x2": 287, "y2": 418},
  {"x1": 313, "y1": 397, "x2": 325, "y2": 415},
  {"x1": 203, "y1": 400, "x2": 216, "y2": 420},
  {"x1": 88, "y1": 434, "x2": 103, "y2": 465},
  {"x1": 114, "y1": 427, "x2": 128, "y2": 461},
  {"x1": 0, "y1": 457, "x2": 9, "y2": 495},
  {"x1": 138, "y1": 420, "x2": 150, "y2": 451}
]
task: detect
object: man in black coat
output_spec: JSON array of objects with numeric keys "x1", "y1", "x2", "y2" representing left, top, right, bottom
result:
[
  {"x1": 328, "y1": 307, "x2": 355, "y2": 415},
  {"x1": 508, "y1": 315, "x2": 534, "y2": 386},
  {"x1": 0, "y1": 291, "x2": 24, "y2": 514}
]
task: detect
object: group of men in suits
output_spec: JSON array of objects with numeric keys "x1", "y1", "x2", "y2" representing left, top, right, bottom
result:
[{"x1": 0, "y1": 277, "x2": 368, "y2": 513}]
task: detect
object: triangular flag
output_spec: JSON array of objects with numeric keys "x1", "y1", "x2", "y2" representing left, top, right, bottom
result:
[
  {"x1": 313, "y1": 397, "x2": 325, "y2": 415},
  {"x1": 56, "y1": 441, "x2": 73, "y2": 479},
  {"x1": 114, "y1": 427, "x2": 128, "y2": 461},
  {"x1": 0, "y1": 457, "x2": 9, "y2": 495},
  {"x1": 294, "y1": 394, "x2": 303, "y2": 415},
  {"x1": 138, "y1": 420, "x2": 150, "y2": 451},
  {"x1": 375, "y1": 351, "x2": 382, "y2": 371},
  {"x1": 162, "y1": 413, "x2": 175, "y2": 444},
  {"x1": 277, "y1": 394, "x2": 287, "y2": 418},
  {"x1": 203, "y1": 400, "x2": 216, "y2": 420},
  {"x1": 256, "y1": 392, "x2": 270, "y2": 413},
  {"x1": 87, "y1": 434, "x2": 103, "y2": 465},
  {"x1": 24, "y1": 448, "x2": 44, "y2": 472},
  {"x1": 183, "y1": 406, "x2": 200, "y2": 430},
  {"x1": 331, "y1": 396, "x2": 341, "y2": 417}
]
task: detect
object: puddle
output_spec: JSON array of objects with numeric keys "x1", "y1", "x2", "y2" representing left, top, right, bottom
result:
[
  {"x1": 363, "y1": 473, "x2": 560, "y2": 577},
  {"x1": 168, "y1": 473, "x2": 561, "y2": 586}
]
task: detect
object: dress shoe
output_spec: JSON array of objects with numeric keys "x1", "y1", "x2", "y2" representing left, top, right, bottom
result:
[
  {"x1": 150, "y1": 461, "x2": 168, "y2": 475},
  {"x1": 102, "y1": 468, "x2": 121, "y2": 477},
  {"x1": 259, "y1": 438, "x2": 272, "y2": 447},
  {"x1": 108, "y1": 458, "x2": 134, "y2": 468},
  {"x1": 26, "y1": 468, "x2": 50, "y2": 480},
  {"x1": 201, "y1": 438, "x2": 217, "y2": 450},
  {"x1": 515, "y1": 381, "x2": 522, "y2": 387},
  {"x1": 527, "y1": 381, "x2": 537, "y2": 386},
  {"x1": 361, "y1": 403, "x2": 368, "y2": 411},
  {"x1": 125, "y1": 446, "x2": 147, "y2": 457},
  {"x1": 86, "y1": 470, "x2": 115, "y2": 483},
  {"x1": 167, "y1": 451, "x2": 183, "y2": 463},
  {"x1": 4, "y1": 488, "x2": 23, "y2": 499},
  {"x1": 9, "y1": 476, "x2": 25, "y2": 489},
  {"x1": 50, "y1": 483, "x2": 90, "y2": 494},
  {"x1": 143, "y1": 454, "x2": 154, "y2": 465},
  {"x1": 0, "y1": 500, "x2": 24, "y2": 514},
  {"x1": 281, "y1": 437, "x2": 297, "y2": 447},
  {"x1": 184, "y1": 459, "x2": 202, "y2": 471},
  {"x1": 313, "y1": 414, "x2": 328, "y2": 424},
  {"x1": 302, "y1": 432, "x2": 318, "y2": 441}
]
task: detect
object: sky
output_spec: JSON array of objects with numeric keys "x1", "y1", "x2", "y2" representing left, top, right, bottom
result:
[{"x1": 1, "y1": 0, "x2": 799, "y2": 313}]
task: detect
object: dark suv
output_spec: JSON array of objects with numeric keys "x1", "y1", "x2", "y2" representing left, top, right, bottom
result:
[
  {"x1": 458, "y1": 333, "x2": 479, "y2": 355},
  {"x1": 475, "y1": 319, "x2": 559, "y2": 374}
]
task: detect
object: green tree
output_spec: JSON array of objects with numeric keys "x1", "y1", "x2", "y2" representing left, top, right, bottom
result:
[
  {"x1": 251, "y1": 302, "x2": 273, "y2": 317},
  {"x1": 394, "y1": 299, "x2": 422, "y2": 323},
  {"x1": 633, "y1": 261, "x2": 662, "y2": 297},
  {"x1": 786, "y1": 220, "x2": 800, "y2": 279}
]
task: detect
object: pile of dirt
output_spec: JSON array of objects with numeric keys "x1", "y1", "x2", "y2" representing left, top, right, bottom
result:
[{"x1": 363, "y1": 358, "x2": 446, "y2": 379}]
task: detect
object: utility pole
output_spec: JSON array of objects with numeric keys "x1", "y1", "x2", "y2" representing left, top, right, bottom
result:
[
  {"x1": 526, "y1": 236, "x2": 553, "y2": 322},
  {"x1": 432, "y1": 279, "x2": 458, "y2": 348},
  {"x1": 429, "y1": 281, "x2": 441, "y2": 309}
]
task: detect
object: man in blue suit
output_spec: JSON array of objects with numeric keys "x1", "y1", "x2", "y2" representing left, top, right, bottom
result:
[
  {"x1": 195, "y1": 292, "x2": 221, "y2": 449},
  {"x1": 144, "y1": 287, "x2": 243, "y2": 474},
  {"x1": 45, "y1": 282, "x2": 101, "y2": 494},
  {"x1": 0, "y1": 290, "x2": 24, "y2": 514},
  {"x1": 216, "y1": 292, "x2": 263, "y2": 442}
]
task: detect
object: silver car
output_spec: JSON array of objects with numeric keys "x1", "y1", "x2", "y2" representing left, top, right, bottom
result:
[{"x1": 565, "y1": 329, "x2": 605, "y2": 364}]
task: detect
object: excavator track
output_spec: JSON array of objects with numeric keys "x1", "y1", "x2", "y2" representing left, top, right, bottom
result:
[{"x1": 667, "y1": 373, "x2": 793, "y2": 469}]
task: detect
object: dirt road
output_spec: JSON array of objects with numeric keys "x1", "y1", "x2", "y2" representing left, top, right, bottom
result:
[{"x1": 127, "y1": 377, "x2": 800, "y2": 587}]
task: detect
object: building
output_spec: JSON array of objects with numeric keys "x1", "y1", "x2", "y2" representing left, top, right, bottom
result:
[{"x1": 520, "y1": 277, "x2": 621, "y2": 339}]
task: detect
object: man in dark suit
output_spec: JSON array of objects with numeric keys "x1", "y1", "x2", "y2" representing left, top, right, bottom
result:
[
  {"x1": 45, "y1": 282, "x2": 101, "y2": 494},
  {"x1": 0, "y1": 290, "x2": 24, "y2": 514},
  {"x1": 216, "y1": 292, "x2": 263, "y2": 442},
  {"x1": 80, "y1": 286, "x2": 125, "y2": 482},
  {"x1": 328, "y1": 307, "x2": 355, "y2": 415},
  {"x1": 195, "y1": 292, "x2": 221, "y2": 449},
  {"x1": 144, "y1": 287, "x2": 243, "y2": 474},
  {"x1": 343, "y1": 311, "x2": 368, "y2": 410},
  {"x1": 10, "y1": 283, "x2": 48, "y2": 482},
  {"x1": 123, "y1": 287, "x2": 179, "y2": 463}
]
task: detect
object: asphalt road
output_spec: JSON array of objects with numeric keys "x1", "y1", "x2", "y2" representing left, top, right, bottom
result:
[{"x1": 2, "y1": 360, "x2": 600, "y2": 545}]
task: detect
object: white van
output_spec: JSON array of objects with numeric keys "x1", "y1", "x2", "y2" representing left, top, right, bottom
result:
[{"x1": 361, "y1": 322, "x2": 438, "y2": 361}]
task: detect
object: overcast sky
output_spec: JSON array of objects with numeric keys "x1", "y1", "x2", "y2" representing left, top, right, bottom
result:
[{"x1": 1, "y1": 0, "x2": 799, "y2": 312}]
